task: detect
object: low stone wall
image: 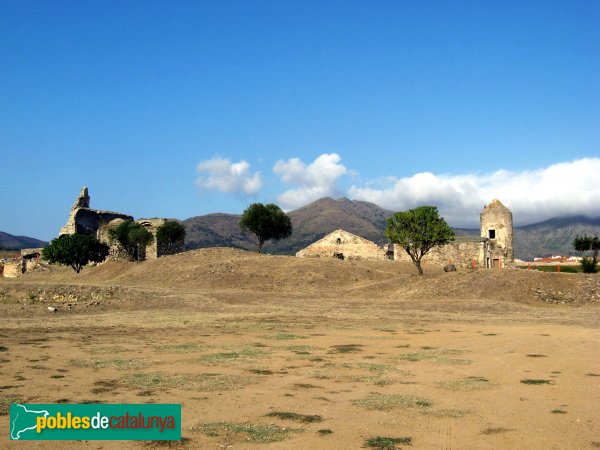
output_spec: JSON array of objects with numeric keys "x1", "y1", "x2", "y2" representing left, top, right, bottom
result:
[
  {"x1": 392, "y1": 239, "x2": 485, "y2": 268},
  {"x1": 2, "y1": 260, "x2": 24, "y2": 278},
  {"x1": 21, "y1": 248, "x2": 44, "y2": 258}
]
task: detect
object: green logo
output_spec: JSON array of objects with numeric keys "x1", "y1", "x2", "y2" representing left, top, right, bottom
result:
[{"x1": 10, "y1": 404, "x2": 181, "y2": 441}]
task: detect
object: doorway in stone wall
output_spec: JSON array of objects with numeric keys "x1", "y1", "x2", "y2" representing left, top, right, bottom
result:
[{"x1": 492, "y1": 258, "x2": 501, "y2": 269}]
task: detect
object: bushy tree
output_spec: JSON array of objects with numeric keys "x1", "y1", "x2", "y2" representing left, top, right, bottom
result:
[
  {"x1": 239, "y1": 203, "x2": 292, "y2": 253},
  {"x1": 42, "y1": 234, "x2": 109, "y2": 273},
  {"x1": 107, "y1": 220, "x2": 154, "y2": 261},
  {"x1": 574, "y1": 235, "x2": 599, "y2": 273},
  {"x1": 385, "y1": 206, "x2": 455, "y2": 275},
  {"x1": 156, "y1": 220, "x2": 186, "y2": 254}
]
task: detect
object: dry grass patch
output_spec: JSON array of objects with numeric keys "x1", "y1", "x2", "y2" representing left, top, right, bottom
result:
[
  {"x1": 143, "y1": 437, "x2": 192, "y2": 447},
  {"x1": 70, "y1": 358, "x2": 149, "y2": 370},
  {"x1": 481, "y1": 427, "x2": 515, "y2": 434},
  {"x1": 89, "y1": 346, "x2": 128, "y2": 354},
  {"x1": 121, "y1": 373, "x2": 256, "y2": 391},
  {"x1": 260, "y1": 333, "x2": 307, "y2": 340},
  {"x1": 265, "y1": 411, "x2": 323, "y2": 423},
  {"x1": 353, "y1": 394, "x2": 431, "y2": 411},
  {"x1": 364, "y1": 436, "x2": 412, "y2": 449},
  {"x1": 397, "y1": 348, "x2": 471, "y2": 365},
  {"x1": 520, "y1": 379, "x2": 554, "y2": 385},
  {"x1": 247, "y1": 369, "x2": 273, "y2": 375},
  {"x1": 197, "y1": 422, "x2": 301, "y2": 443},
  {"x1": 422, "y1": 408, "x2": 471, "y2": 418},
  {"x1": 155, "y1": 343, "x2": 205, "y2": 353},
  {"x1": 91, "y1": 379, "x2": 119, "y2": 394},
  {"x1": 199, "y1": 346, "x2": 269, "y2": 365},
  {"x1": 436, "y1": 376, "x2": 493, "y2": 391},
  {"x1": 329, "y1": 344, "x2": 363, "y2": 354},
  {"x1": 0, "y1": 396, "x2": 19, "y2": 416}
]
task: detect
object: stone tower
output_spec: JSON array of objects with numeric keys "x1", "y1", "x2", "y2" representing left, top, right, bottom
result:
[{"x1": 480, "y1": 199, "x2": 513, "y2": 268}]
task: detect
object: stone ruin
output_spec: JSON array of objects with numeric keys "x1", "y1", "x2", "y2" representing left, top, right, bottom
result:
[
  {"x1": 59, "y1": 187, "x2": 133, "y2": 236},
  {"x1": 297, "y1": 200, "x2": 514, "y2": 269},
  {"x1": 1, "y1": 248, "x2": 45, "y2": 278},
  {"x1": 295, "y1": 229, "x2": 388, "y2": 261},
  {"x1": 2, "y1": 187, "x2": 185, "y2": 277},
  {"x1": 59, "y1": 187, "x2": 184, "y2": 262}
]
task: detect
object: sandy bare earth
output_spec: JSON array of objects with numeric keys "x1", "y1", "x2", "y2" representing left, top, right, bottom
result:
[{"x1": 1, "y1": 248, "x2": 599, "y2": 449}]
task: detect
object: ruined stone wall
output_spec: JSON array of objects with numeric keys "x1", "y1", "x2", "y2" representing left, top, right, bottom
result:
[
  {"x1": 296, "y1": 229, "x2": 387, "y2": 260},
  {"x1": 59, "y1": 187, "x2": 132, "y2": 237},
  {"x1": 97, "y1": 218, "x2": 183, "y2": 261},
  {"x1": 20, "y1": 248, "x2": 44, "y2": 258},
  {"x1": 25, "y1": 259, "x2": 39, "y2": 271},
  {"x1": 2, "y1": 260, "x2": 24, "y2": 278},
  {"x1": 137, "y1": 219, "x2": 165, "y2": 259},
  {"x1": 392, "y1": 239, "x2": 485, "y2": 268}
]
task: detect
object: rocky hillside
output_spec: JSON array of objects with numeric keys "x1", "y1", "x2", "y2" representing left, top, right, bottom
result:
[
  {"x1": 183, "y1": 198, "x2": 600, "y2": 260},
  {"x1": 184, "y1": 197, "x2": 392, "y2": 254},
  {"x1": 0, "y1": 231, "x2": 47, "y2": 250}
]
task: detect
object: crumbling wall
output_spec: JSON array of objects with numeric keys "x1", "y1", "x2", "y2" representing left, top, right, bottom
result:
[
  {"x1": 97, "y1": 217, "x2": 183, "y2": 261},
  {"x1": 391, "y1": 239, "x2": 485, "y2": 268},
  {"x1": 59, "y1": 187, "x2": 132, "y2": 237},
  {"x1": 2, "y1": 260, "x2": 24, "y2": 278},
  {"x1": 137, "y1": 219, "x2": 166, "y2": 259},
  {"x1": 296, "y1": 229, "x2": 387, "y2": 260}
]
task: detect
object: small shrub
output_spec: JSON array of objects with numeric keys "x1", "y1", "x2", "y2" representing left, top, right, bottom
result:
[{"x1": 581, "y1": 257, "x2": 598, "y2": 273}]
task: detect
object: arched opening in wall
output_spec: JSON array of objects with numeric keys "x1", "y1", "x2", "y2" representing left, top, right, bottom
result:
[{"x1": 336, "y1": 238, "x2": 342, "y2": 245}]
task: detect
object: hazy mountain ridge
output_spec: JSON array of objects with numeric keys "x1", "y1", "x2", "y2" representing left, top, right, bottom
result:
[
  {"x1": 513, "y1": 216, "x2": 600, "y2": 260},
  {"x1": 183, "y1": 198, "x2": 600, "y2": 261},
  {"x1": 0, "y1": 231, "x2": 48, "y2": 251}
]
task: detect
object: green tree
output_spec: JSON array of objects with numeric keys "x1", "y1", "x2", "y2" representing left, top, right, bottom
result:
[
  {"x1": 107, "y1": 220, "x2": 154, "y2": 261},
  {"x1": 385, "y1": 206, "x2": 455, "y2": 275},
  {"x1": 42, "y1": 234, "x2": 109, "y2": 273},
  {"x1": 156, "y1": 220, "x2": 186, "y2": 254},
  {"x1": 573, "y1": 235, "x2": 599, "y2": 273},
  {"x1": 239, "y1": 203, "x2": 292, "y2": 253}
]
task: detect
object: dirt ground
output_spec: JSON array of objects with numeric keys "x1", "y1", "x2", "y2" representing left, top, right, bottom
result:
[{"x1": 1, "y1": 248, "x2": 599, "y2": 449}]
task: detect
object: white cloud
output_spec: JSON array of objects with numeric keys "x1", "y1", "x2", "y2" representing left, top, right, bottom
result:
[
  {"x1": 348, "y1": 158, "x2": 600, "y2": 226},
  {"x1": 273, "y1": 153, "x2": 347, "y2": 210},
  {"x1": 196, "y1": 157, "x2": 262, "y2": 195}
]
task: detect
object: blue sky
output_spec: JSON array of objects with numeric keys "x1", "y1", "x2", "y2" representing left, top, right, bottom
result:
[{"x1": 1, "y1": 0, "x2": 599, "y2": 240}]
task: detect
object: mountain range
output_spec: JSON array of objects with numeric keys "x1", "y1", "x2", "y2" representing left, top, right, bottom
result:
[
  {"x1": 0, "y1": 231, "x2": 47, "y2": 251},
  {"x1": 3, "y1": 198, "x2": 599, "y2": 261},
  {"x1": 183, "y1": 197, "x2": 600, "y2": 261}
]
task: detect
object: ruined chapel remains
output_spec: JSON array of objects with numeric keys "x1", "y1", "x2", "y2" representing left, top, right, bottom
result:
[
  {"x1": 59, "y1": 187, "x2": 184, "y2": 261},
  {"x1": 296, "y1": 199, "x2": 514, "y2": 269}
]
